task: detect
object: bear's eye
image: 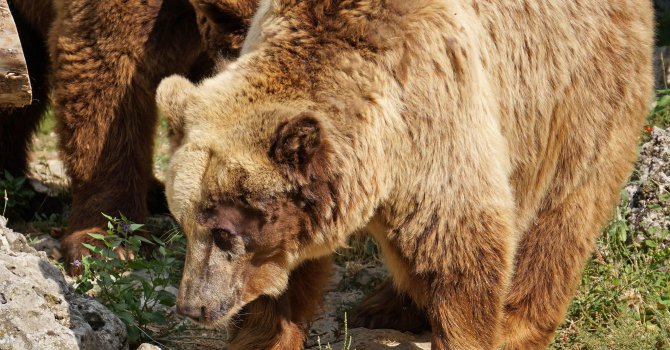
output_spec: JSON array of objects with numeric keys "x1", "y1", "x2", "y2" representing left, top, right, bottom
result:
[{"x1": 211, "y1": 227, "x2": 236, "y2": 251}]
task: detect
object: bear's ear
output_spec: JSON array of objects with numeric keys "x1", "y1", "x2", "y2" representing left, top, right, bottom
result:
[
  {"x1": 156, "y1": 75, "x2": 196, "y2": 147},
  {"x1": 270, "y1": 113, "x2": 325, "y2": 173}
]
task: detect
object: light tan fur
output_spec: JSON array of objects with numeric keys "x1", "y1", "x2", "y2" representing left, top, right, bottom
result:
[{"x1": 158, "y1": 0, "x2": 654, "y2": 348}]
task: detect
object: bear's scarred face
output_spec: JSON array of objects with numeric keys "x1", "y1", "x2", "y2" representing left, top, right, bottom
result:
[
  {"x1": 175, "y1": 198, "x2": 302, "y2": 325},
  {"x1": 158, "y1": 78, "x2": 340, "y2": 325}
]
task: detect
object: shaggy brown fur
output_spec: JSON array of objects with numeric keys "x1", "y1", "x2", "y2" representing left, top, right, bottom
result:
[
  {"x1": 158, "y1": 0, "x2": 653, "y2": 348},
  {"x1": 0, "y1": 0, "x2": 257, "y2": 274}
]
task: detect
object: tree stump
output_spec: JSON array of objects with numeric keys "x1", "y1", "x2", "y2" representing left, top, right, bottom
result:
[{"x1": 0, "y1": 0, "x2": 32, "y2": 107}]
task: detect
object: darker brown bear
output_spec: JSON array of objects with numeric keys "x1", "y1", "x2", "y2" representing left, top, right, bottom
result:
[{"x1": 0, "y1": 0, "x2": 257, "y2": 274}]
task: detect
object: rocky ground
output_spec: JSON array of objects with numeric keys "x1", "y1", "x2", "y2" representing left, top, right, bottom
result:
[
  {"x1": 0, "y1": 217, "x2": 126, "y2": 350},
  {"x1": 624, "y1": 127, "x2": 670, "y2": 249}
]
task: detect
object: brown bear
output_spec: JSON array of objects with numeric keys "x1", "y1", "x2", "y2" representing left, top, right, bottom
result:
[
  {"x1": 156, "y1": 0, "x2": 654, "y2": 348},
  {"x1": 0, "y1": 0, "x2": 257, "y2": 273}
]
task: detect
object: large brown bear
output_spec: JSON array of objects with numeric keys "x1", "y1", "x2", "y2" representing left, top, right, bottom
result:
[
  {"x1": 157, "y1": 0, "x2": 654, "y2": 349},
  {"x1": 0, "y1": 0, "x2": 257, "y2": 273}
]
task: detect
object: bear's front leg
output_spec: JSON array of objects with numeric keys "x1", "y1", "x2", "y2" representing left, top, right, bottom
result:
[
  {"x1": 227, "y1": 257, "x2": 332, "y2": 350},
  {"x1": 227, "y1": 295, "x2": 305, "y2": 350},
  {"x1": 401, "y1": 207, "x2": 515, "y2": 350},
  {"x1": 49, "y1": 0, "x2": 205, "y2": 274}
]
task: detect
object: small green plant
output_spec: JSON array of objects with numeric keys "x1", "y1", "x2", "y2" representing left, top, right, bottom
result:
[
  {"x1": 0, "y1": 171, "x2": 35, "y2": 221},
  {"x1": 73, "y1": 214, "x2": 187, "y2": 346},
  {"x1": 2, "y1": 189, "x2": 7, "y2": 217},
  {"x1": 318, "y1": 312, "x2": 354, "y2": 350},
  {"x1": 648, "y1": 89, "x2": 670, "y2": 130}
]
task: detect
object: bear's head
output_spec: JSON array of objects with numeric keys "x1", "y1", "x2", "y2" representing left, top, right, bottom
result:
[
  {"x1": 157, "y1": 0, "x2": 401, "y2": 326},
  {"x1": 157, "y1": 73, "x2": 351, "y2": 326}
]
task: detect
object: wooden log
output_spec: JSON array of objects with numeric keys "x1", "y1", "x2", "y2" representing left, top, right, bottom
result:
[{"x1": 0, "y1": 0, "x2": 32, "y2": 107}]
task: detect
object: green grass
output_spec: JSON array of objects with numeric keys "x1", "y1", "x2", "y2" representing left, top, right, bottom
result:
[
  {"x1": 649, "y1": 89, "x2": 670, "y2": 130},
  {"x1": 38, "y1": 107, "x2": 57, "y2": 136},
  {"x1": 551, "y1": 195, "x2": 670, "y2": 349}
]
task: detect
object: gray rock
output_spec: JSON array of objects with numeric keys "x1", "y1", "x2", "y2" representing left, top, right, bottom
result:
[
  {"x1": 29, "y1": 159, "x2": 69, "y2": 195},
  {"x1": 624, "y1": 127, "x2": 670, "y2": 245},
  {"x1": 0, "y1": 216, "x2": 128, "y2": 350},
  {"x1": 27, "y1": 234, "x2": 61, "y2": 258}
]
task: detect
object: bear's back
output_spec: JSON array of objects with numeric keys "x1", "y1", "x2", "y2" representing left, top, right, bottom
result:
[
  {"x1": 389, "y1": 0, "x2": 653, "y2": 230},
  {"x1": 478, "y1": 0, "x2": 653, "y2": 224}
]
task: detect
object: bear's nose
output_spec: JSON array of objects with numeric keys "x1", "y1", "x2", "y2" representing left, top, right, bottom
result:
[
  {"x1": 177, "y1": 302, "x2": 230, "y2": 322},
  {"x1": 176, "y1": 304, "x2": 205, "y2": 320}
]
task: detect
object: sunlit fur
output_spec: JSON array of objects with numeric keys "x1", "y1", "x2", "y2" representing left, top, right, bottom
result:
[{"x1": 158, "y1": 0, "x2": 654, "y2": 349}]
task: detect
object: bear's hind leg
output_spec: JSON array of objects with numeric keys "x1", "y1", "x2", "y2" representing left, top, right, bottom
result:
[
  {"x1": 503, "y1": 177, "x2": 632, "y2": 348},
  {"x1": 372, "y1": 203, "x2": 516, "y2": 350},
  {"x1": 412, "y1": 212, "x2": 514, "y2": 350},
  {"x1": 228, "y1": 256, "x2": 332, "y2": 350}
]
